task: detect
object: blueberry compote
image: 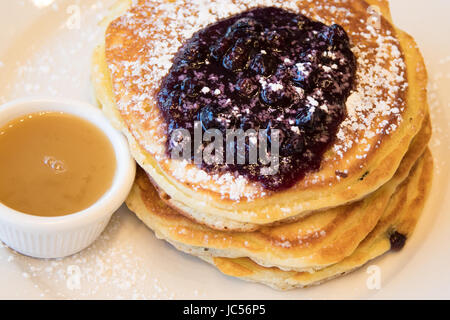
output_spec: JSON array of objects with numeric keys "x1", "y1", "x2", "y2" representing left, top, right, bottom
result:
[{"x1": 157, "y1": 7, "x2": 356, "y2": 190}]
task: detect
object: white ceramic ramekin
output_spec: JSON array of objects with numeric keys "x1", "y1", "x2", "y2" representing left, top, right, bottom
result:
[{"x1": 0, "y1": 98, "x2": 136, "y2": 258}]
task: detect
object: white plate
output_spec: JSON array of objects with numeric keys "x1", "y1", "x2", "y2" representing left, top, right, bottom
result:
[{"x1": 0, "y1": 0, "x2": 449, "y2": 299}]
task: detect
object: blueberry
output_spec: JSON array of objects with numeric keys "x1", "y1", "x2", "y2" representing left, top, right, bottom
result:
[
  {"x1": 181, "y1": 39, "x2": 205, "y2": 63},
  {"x1": 295, "y1": 108, "x2": 314, "y2": 128},
  {"x1": 236, "y1": 78, "x2": 258, "y2": 97},
  {"x1": 157, "y1": 84, "x2": 182, "y2": 113},
  {"x1": 157, "y1": 93, "x2": 173, "y2": 113},
  {"x1": 260, "y1": 85, "x2": 279, "y2": 105},
  {"x1": 249, "y1": 53, "x2": 276, "y2": 76},
  {"x1": 290, "y1": 62, "x2": 313, "y2": 87},
  {"x1": 238, "y1": 115, "x2": 260, "y2": 131},
  {"x1": 261, "y1": 83, "x2": 287, "y2": 106},
  {"x1": 263, "y1": 30, "x2": 282, "y2": 49},
  {"x1": 212, "y1": 19, "x2": 261, "y2": 62},
  {"x1": 197, "y1": 104, "x2": 218, "y2": 130},
  {"x1": 222, "y1": 38, "x2": 252, "y2": 71},
  {"x1": 180, "y1": 78, "x2": 201, "y2": 97},
  {"x1": 321, "y1": 24, "x2": 349, "y2": 49},
  {"x1": 281, "y1": 133, "x2": 305, "y2": 155},
  {"x1": 227, "y1": 18, "x2": 263, "y2": 35},
  {"x1": 210, "y1": 37, "x2": 233, "y2": 60},
  {"x1": 389, "y1": 231, "x2": 407, "y2": 251},
  {"x1": 318, "y1": 76, "x2": 336, "y2": 92},
  {"x1": 301, "y1": 49, "x2": 321, "y2": 65}
]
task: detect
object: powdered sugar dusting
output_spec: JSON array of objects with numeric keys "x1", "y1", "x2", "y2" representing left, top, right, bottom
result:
[{"x1": 0, "y1": 213, "x2": 179, "y2": 299}]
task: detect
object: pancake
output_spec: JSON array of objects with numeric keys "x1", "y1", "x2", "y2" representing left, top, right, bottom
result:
[
  {"x1": 129, "y1": 149, "x2": 433, "y2": 289},
  {"x1": 197, "y1": 149, "x2": 433, "y2": 289},
  {"x1": 125, "y1": 116, "x2": 431, "y2": 273},
  {"x1": 92, "y1": 0, "x2": 429, "y2": 231}
]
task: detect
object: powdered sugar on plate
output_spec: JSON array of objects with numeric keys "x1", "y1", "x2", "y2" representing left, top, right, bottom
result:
[{"x1": 0, "y1": 212, "x2": 181, "y2": 299}]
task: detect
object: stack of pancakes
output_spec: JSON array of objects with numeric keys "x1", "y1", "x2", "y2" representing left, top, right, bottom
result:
[{"x1": 92, "y1": 0, "x2": 433, "y2": 289}]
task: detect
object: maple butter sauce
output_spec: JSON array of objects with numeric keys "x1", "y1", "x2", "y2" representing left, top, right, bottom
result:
[{"x1": 0, "y1": 112, "x2": 117, "y2": 217}]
